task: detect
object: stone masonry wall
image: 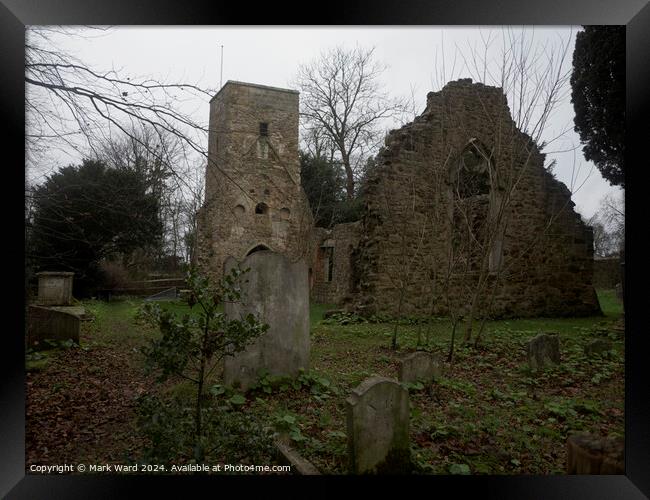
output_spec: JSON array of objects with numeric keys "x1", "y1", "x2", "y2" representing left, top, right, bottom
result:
[
  {"x1": 196, "y1": 81, "x2": 313, "y2": 284},
  {"x1": 311, "y1": 222, "x2": 361, "y2": 305},
  {"x1": 352, "y1": 79, "x2": 601, "y2": 318}
]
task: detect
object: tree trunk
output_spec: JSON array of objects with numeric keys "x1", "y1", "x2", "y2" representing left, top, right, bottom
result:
[
  {"x1": 447, "y1": 318, "x2": 459, "y2": 364},
  {"x1": 194, "y1": 323, "x2": 209, "y2": 461},
  {"x1": 619, "y1": 246, "x2": 625, "y2": 313},
  {"x1": 391, "y1": 290, "x2": 405, "y2": 350},
  {"x1": 341, "y1": 152, "x2": 355, "y2": 200},
  {"x1": 196, "y1": 357, "x2": 205, "y2": 440}
]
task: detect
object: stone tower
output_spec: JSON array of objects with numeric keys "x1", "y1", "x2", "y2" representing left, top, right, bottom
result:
[{"x1": 196, "y1": 81, "x2": 312, "y2": 283}]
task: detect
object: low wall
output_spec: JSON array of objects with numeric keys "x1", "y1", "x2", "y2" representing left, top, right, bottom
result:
[{"x1": 96, "y1": 278, "x2": 186, "y2": 299}]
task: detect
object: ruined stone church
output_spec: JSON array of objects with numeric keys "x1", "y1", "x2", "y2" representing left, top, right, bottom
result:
[{"x1": 196, "y1": 79, "x2": 601, "y2": 319}]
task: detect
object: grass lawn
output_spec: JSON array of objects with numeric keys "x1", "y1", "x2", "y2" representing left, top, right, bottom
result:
[{"x1": 25, "y1": 290, "x2": 624, "y2": 474}]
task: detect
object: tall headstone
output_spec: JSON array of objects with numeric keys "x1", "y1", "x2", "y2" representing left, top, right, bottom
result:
[
  {"x1": 223, "y1": 250, "x2": 309, "y2": 390},
  {"x1": 346, "y1": 376, "x2": 410, "y2": 474}
]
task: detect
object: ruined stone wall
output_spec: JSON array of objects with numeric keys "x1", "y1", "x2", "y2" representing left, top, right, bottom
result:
[
  {"x1": 311, "y1": 222, "x2": 361, "y2": 305},
  {"x1": 353, "y1": 79, "x2": 601, "y2": 318},
  {"x1": 196, "y1": 81, "x2": 313, "y2": 284}
]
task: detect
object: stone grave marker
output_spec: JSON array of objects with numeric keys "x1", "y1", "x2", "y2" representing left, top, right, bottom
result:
[
  {"x1": 346, "y1": 376, "x2": 410, "y2": 474},
  {"x1": 36, "y1": 271, "x2": 74, "y2": 306},
  {"x1": 27, "y1": 305, "x2": 80, "y2": 349},
  {"x1": 527, "y1": 333, "x2": 561, "y2": 371},
  {"x1": 398, "y1": 351, "x2": 442, "y2": 384},
  {"x1": 223, "y1": 250, "x2": 309, "y2": 390},
  {"x1": 584, "y1": 338, "x2": 613, "y2": 357},
  {"x1": 567, "y1": 432, "x2": 624, "y2": 474}
]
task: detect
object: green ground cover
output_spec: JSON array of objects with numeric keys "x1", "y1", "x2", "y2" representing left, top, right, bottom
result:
[{"x1": 26, "y1": 291, "x2": 624, "y2": 474}]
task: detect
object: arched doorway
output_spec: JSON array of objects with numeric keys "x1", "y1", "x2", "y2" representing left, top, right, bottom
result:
[{"x1": 245, "y1": 244, "x2": 271, "y2": 257}]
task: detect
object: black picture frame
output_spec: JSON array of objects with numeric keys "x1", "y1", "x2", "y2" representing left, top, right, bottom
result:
[{"x1": 3, "y1": 0, "x2": 648, "y2": 497}]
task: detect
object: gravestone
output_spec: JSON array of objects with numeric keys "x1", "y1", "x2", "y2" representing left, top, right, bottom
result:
[
  {"x1": 36, "y1": 272, "x2": 74, "y2": 306},
  {"x1": 398, "y1": 351, "x2": 442, "y2": 384},
  {"x1": 346, "y1": 376, "x2": 410, "y2": 474},
  {"x1": 223, "y1": 250, "x2": 309, "y2": 390},
  {"x1": 526, "y1": 333, "x2": 561, "y2": 371},
  {"x1": 584, "y1": 338, "x2": 613, "y2": 357},
  {"x1": 567, "y1": 432, "x2": 624, "y2": 474},
  {"x1": 27, "y1": 305, "x2": 80, "y2": 349}
]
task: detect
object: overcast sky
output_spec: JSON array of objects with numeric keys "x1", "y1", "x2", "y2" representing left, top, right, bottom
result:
[{"x1": 31, "y1": 26, "x2": 623, "y2": 219}]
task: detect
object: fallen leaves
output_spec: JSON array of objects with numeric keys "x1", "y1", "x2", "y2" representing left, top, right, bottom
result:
[{"x1": 26, "y1": 342, "x2": 156, "y2": 470}]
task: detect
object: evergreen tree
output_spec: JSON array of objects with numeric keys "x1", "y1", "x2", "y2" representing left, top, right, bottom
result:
[
  {"x1": 28, "y1": 159, "x2": 163, "y2": 295},
  {"x1": 571, "y1": 26, "x2": 625, "y2": 187}
]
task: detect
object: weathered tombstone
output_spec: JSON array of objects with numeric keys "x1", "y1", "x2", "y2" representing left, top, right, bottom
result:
[
  {"x1": 398, "y1": 351, "x2": 442, "y2": 384},
  {"x1": 223, "y1": 251, "x2": 309, "y2": 390},
  {"x1": 27, "y1": 305, "x2": 80, "y2": 349},
  {"x1": 567, "y1": 432, "x2": 624, "y2": 474},
  {"x1": 346, "y1": 376, "x2": 410, "y2": 474},
  {"x1": 526, "y1": 333, "x2": 561, "y2": 371},
  {"x1": 36, "y1": 272, "x2": 74, "y2": 306},
  {"x1": 584, "y1": 338, "x2": 613, "y2": 357}
]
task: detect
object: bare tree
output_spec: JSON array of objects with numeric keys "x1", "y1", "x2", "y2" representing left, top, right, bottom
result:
[
  {"x1": 98, "y1": 124, "x2": 200, "y2": 266},
  {"x1": 25, "y1": 26, "x2": 217, "y2": 280},
  {"x1": 25, "y1": 27, "x2": 213, "y2": 201},
  {"x1": 587, "y1": 192, "x2": 625, "y2": 258},
  {"x1": 294, "y1": 45, "x2": 405, "y2": 200}
]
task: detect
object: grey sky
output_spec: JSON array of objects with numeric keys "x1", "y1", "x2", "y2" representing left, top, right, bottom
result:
[{"x1": 32, "y1": 26, "x2": 623, "y2": 219}]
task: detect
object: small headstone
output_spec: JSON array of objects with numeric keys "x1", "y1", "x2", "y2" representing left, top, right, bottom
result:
[
  {"x1": 223, "y1": 251, "x2": 310, "y2": 390},
  {"x1": 526, "y1": 333, "x2": 561, "y2": 371},
  {"x1": 274, "y1": 439, "x2": 321, "y2": 475},
  {"x1": 398, "y1": 351, "x2": 442, "y2": 384},
  {"x1": 346, "y1": 376, "x2": 410, "y2": 474},
  {"x1": 584, "y1": 338, "x2": 613, "y2": 357},
  {"x1": 566, "y1": 432, "x2": 624, "y2": 474}
]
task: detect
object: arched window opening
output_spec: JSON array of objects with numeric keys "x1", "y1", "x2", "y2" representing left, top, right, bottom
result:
[
  {"x1": 456, "y1": 144, "x2": 491, "y2": 198},
  {"x1": 255, "y1": 202, "x2": 269, "y2": 215},
  {"x1": 451, "y1": 141, "x2": 502, "y2": 273},
  {"x1": 234, "y1": 204, "x2": 245, "y2": 216}
]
